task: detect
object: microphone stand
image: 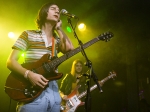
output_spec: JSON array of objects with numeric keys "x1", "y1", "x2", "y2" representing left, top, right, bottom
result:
[{"x1": 67, "y1": 18, "x2": 103, "y2": 112}]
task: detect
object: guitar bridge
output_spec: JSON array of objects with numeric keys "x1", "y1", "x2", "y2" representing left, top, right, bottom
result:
[{"x1": 66, "y1": 99, "x2": 74, "y2": 108}]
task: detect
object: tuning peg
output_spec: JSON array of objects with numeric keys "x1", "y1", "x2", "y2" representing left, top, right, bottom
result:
[{"x1": 109, "y1": 71, "x2": 117, "y2": 80}]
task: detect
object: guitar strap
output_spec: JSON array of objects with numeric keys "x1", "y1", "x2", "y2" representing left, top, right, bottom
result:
[{"x1": 52, "y1": 37, "x2": 57, "y2": 57}]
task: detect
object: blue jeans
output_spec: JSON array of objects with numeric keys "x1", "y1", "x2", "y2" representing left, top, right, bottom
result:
[{"x1": 16, "y1": 81, "x2": 61, "y2": 112}]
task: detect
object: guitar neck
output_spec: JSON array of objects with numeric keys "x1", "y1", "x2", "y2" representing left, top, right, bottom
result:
[
  {"x1": 49, "y1": 37, "x2": 100, "y2": 68},
  {"x1": 78, "y1": 73, "x2": 116, "y2": 99},
  {"x1": 47, "y1": 32, "x2": 113, "y2": 68}
]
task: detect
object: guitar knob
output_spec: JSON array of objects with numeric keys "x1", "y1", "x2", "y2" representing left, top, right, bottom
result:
[
  {"x1": 24, "y1": 88, "x2": 28, "y2": 92},
  {"x1": 24, "y1": 89, "x2": 32, "y2": 97},
  {"x1": 32, "y1": 90, "x2": 37, "y2": 95},
  {"x1": 24, "y1": 92, "x2": 31, "y2": 97},
  {"x1": 60, "y1": 106, "x2": 64, "y2": 110}
]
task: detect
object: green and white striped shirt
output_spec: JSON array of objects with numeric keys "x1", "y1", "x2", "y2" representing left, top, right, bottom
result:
[{"x1": 12, "y1": 30, "x2": 60, "y2": 63}]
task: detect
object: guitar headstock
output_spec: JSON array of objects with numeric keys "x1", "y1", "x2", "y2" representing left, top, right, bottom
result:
[
  {"x1": 98, "y1": 71, "x2": 117, "y2": 86},
  {"x1": 98, "y1": 32, "x2": 114, "y2": 42},
  {"x1": 109, "y1": 71, "x2": 117, "y2": 79}
]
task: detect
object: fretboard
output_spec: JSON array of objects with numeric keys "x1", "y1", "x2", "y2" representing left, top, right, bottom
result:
[
  {"x1": 47, "y1": 32, "x2": 113, "y2": 68},
  {"x1": 78, "y1": 73, "x2": 116, "y2": 99}
]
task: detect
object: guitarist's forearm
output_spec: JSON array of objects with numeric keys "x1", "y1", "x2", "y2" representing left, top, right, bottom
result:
[
  {"x1": 6, "y1": 50, "x2": 28, "y2": 78},
  {"x1": 59, "y1": 90, "x2": 68, "y2": 100},
  {"x1": 59, "y1": 90, "x2": 65, "y2": 98},
  {"x1": 7, "y1": 59, "x2": 27, "y2": 77}
]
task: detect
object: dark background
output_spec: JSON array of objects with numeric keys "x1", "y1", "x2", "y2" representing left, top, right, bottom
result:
[{"x1": 0, "y1": 0, "x2": 150, "y2": 112}]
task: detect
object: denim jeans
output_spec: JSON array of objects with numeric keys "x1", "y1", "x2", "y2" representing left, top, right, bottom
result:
[{"x1": 16, "y1": 81, "x2": 61, "y2": 112}]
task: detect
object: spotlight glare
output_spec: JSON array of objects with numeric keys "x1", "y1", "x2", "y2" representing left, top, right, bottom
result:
[
  {"x1": 21, "y1": 53, "x2": 24, "y2": 57},
  {"x1": 66, "y1": 26, "x2": 72, "y2": 33},
  {"x1": 8, "y1": 32, "x2": 15, "y2": 38},
  {"x1": 78, "y1": 23, "x2": 86, "y2": 31}
]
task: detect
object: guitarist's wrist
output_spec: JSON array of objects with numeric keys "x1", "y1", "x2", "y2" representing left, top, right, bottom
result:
[
  {"x1": 61, "y1": 94, "x2": 64, "y2": 99},
  {"x1": 24, "y1": 70, "x2": 30, "y2": 79},
  {"x1": 62, "y1": 95, "x2": 68, "y2": 100}
]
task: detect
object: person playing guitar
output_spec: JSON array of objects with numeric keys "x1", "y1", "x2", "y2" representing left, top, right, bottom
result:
[
  {"x1": 59, "y1": 59, "x2": 87, "y2": 112},
  {"x1": 6, "y1": 2, "x2": 74, "y2": 112}
]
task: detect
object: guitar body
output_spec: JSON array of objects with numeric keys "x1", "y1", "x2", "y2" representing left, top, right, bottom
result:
[
  {"x1": 62, "y1": 86, "x2": 84, "y2": 112},
  {"x1": 5, "y1": 54, "x2": 63, "y2": 102}
]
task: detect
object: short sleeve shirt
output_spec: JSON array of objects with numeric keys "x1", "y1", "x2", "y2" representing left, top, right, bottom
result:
[{"x1": 12, "y1": 30, "x2": 59, "y2": 63}]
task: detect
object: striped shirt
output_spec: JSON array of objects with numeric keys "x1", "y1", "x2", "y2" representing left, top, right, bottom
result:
[{"x1": 12, "y1": 30, "x2": 60, "y2": 63}]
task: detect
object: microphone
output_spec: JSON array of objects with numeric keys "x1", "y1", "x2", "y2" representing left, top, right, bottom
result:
[{"x1": 60, "y1": 9, "x2": 78, "y2": 19}]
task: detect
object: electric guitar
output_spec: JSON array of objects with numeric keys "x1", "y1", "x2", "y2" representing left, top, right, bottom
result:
[
  {"x1": 4, "y1": 32, "x2": 113, "y2": 102},
  {"x1": 61, "y1": 71, "x2": 117, "y2": 112}
]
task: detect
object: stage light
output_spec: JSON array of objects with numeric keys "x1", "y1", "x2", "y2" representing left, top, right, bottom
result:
[
  {"x1": 8, "y1": 32, "x2": 15, "y2": 38},
  {"x1": 21, "y1": 53, "x2": 24, "y2": 57},
  {"x1": 78, "y1": 23, "x2": 86, "y2": 31},
  {"x1": 66, "y1": 26, "x2": 72, "y2": 33}
]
